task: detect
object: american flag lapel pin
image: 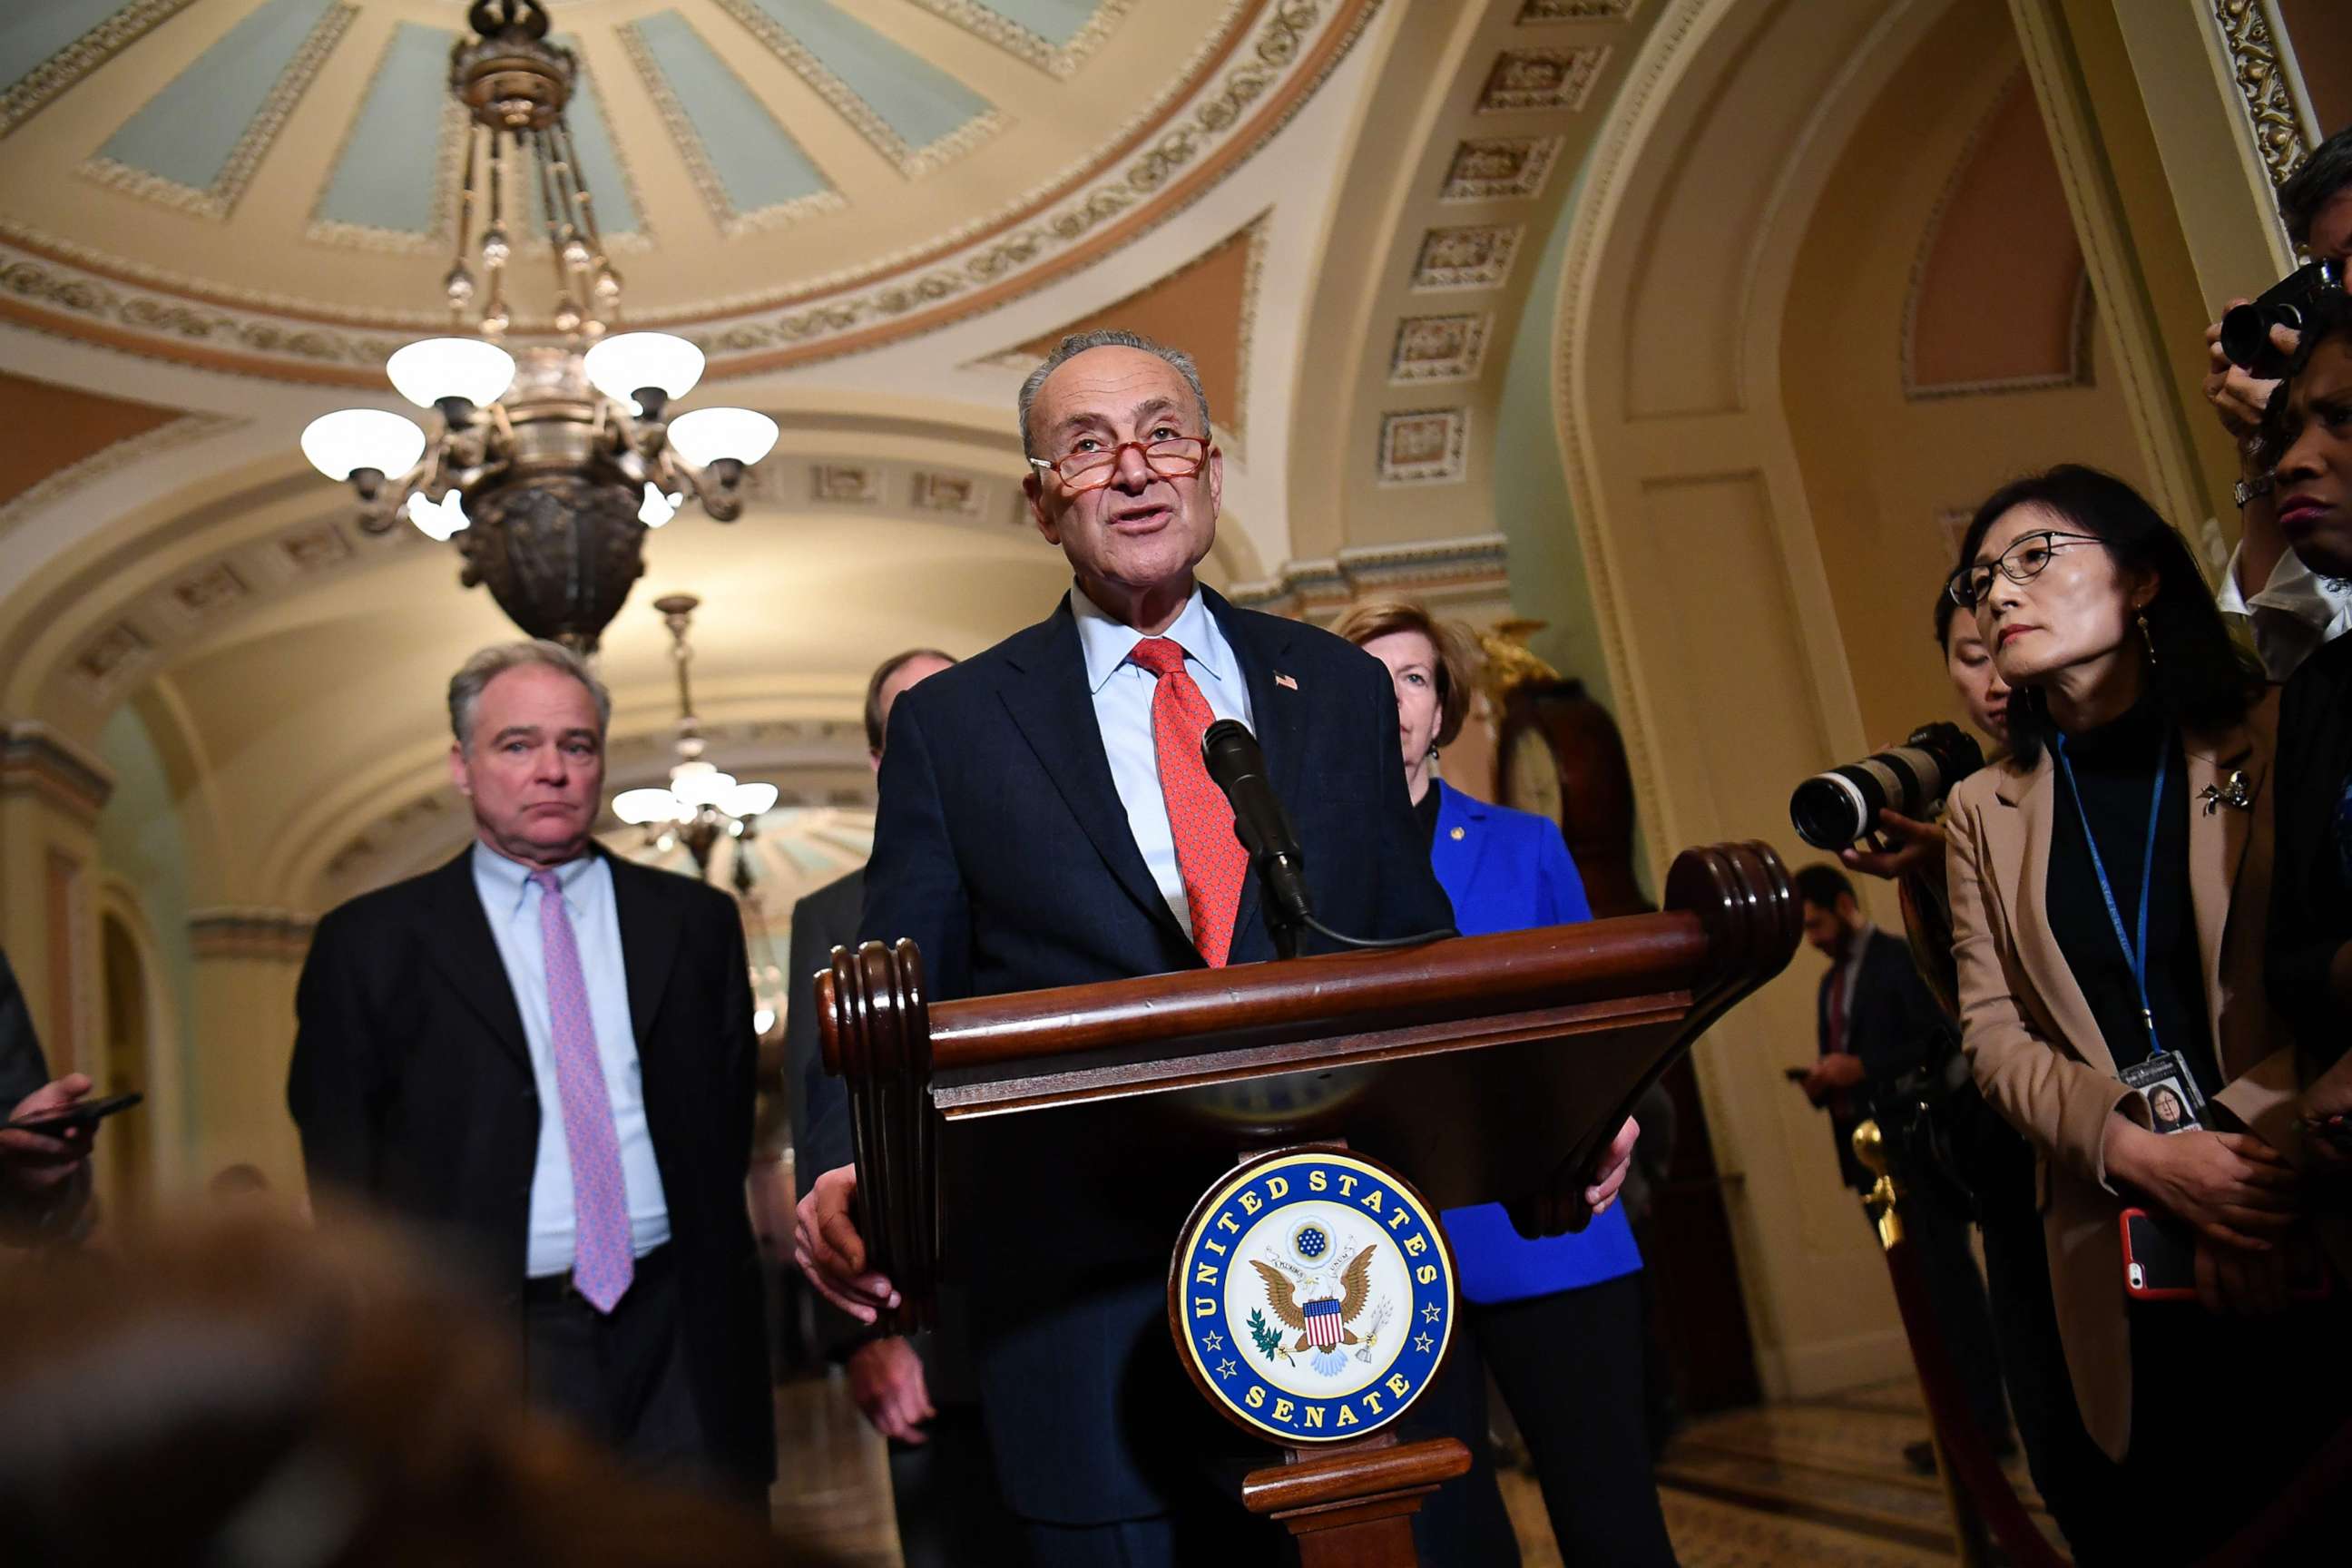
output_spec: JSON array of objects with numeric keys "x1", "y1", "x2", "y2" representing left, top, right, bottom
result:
[{"x1": 1275, "y1": 672, "x2": 1298, "y2": 691}]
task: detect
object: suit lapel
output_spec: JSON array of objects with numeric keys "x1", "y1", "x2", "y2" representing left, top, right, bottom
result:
[
  {"x1": 1210, "y1": 589, "x2": 1302, "y2": 956},
  {"x1": 1428, "y1": 782, "x2": 1491, "y2": 913},
  {"x1": 2183, "y1": 725, "x2": 2261, "y2": 1074},
  {"x1": 425, "y1": 850, "x2": 533, "y2": 1075},
  {"x1": 998, "y1": 603, "x2": 1190, "y2": 944},
  {"x1": 1988, "y1": 759, "x2": 2117, "y2": 1077},
  {"x1": 606, "y1": 849, "x2": 681, "y2": 1048}
]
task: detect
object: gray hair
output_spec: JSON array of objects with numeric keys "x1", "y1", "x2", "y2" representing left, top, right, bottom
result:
[
  {"x1": 1016, "y1": 329, "x2": 1211, "y2": 462},
  {"x1": 447, "y1": 640, "x2": 612, "y2": 752}
]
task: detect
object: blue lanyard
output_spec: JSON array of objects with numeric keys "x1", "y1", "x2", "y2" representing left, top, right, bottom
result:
[{"x1": 2053, "y1": 728, "x2": 2170, "y2": 1054}]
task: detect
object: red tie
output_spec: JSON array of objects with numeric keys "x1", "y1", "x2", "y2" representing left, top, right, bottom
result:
[{"x1": 1129, "y1": 637, "x2": 1249, "y2": 966}]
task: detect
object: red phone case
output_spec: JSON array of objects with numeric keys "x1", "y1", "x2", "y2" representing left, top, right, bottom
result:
[{"x1": 2121, "y1": 1207, "x2": 2334, "y2": 1302}]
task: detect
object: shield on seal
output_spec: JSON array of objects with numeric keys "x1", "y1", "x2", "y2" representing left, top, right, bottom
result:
[{"x1": 1301, "y1": 1296, "x2": 1344, "y2": 1351}]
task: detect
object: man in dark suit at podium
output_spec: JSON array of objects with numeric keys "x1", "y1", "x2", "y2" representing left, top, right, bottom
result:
[
  {"x1": 796, "y1": 330, "x2": 1637, "y2": 1564},
  {"x1": 289, "y1": 642, "x2": 772, "y2": 1503}
]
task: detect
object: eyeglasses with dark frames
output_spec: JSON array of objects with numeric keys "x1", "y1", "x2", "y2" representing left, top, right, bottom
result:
[
  {"x1": 1027, "y1": 433, "x2": 1210, "y2": 493},
  {"x1": 1945, "y1": 530, "x2": 2108, "y2": 608}
]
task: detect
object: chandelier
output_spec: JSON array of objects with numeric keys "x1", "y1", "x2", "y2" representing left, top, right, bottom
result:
[
  {"x1": 612, "y1": 593, "x2": 779, "y2": 873},
  {"x1": 296, "y1": 0, "x2": 776, "y2": 652}
]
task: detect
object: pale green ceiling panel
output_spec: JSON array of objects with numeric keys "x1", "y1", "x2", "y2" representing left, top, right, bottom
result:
[
  {"x1": 625, "y1": 10, "x2": 834, "y2": 225},
  {"x1": 725, "y1": 0, "x2": 995, "y2": 169},
  {"x1": 312, "y1": 21, "x2": 450, "y2": 234},
  {"x1": 95, "y1": 0, "x2": 347, "y2": 205}
]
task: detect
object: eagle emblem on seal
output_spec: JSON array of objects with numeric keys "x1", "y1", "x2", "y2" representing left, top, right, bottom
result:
[{"x1": 1250, "y1": 1240, "x2": 1379, "y2": 1376}]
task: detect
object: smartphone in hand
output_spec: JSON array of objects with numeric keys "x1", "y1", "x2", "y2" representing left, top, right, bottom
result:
[{"x1": 5, "y1": 1090, "x2": 142, "y2": 1135}]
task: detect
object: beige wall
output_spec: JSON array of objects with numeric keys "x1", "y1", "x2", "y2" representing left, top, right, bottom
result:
[{"x1": 1781, "y1": 2, "x2": 2152, "y2": 753}]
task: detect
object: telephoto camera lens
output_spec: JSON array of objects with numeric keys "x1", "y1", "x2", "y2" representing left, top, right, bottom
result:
[{"x1": 1790, "y1": 722, "x2": 1984, "y2": 849}]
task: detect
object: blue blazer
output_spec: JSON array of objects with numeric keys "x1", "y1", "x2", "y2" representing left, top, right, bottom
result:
[
  {"x1": 803, "y1": 586, "x2": 1455, "y2": 1524},
  {"x1": 1430, "y1": 780, "x2": 1644, "y2": 1302}
]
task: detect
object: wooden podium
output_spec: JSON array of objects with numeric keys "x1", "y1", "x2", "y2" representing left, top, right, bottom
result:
[{"x1": 817, "y1": 841, "x2": 1798, "y2": 1564}]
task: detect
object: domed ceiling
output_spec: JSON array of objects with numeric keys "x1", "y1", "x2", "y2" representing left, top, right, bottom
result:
[{"x1": 0, "y1": 0, "x2": 1362, "y2": 381}]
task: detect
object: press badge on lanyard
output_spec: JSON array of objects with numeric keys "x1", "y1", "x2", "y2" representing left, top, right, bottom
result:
[{"x1": 2054, "y1": 728, "x2": 2205, "y2": 1135}]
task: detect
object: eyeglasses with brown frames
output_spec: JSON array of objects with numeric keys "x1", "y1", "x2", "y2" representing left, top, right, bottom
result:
[{"x1": 1027, "y1": 435, "x2": 1211, "y2": 493}]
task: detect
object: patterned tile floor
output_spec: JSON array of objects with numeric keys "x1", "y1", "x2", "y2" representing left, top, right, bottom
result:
[{"x1": 768, "y1": 1374, "x2": 2060, "y2": 1565}]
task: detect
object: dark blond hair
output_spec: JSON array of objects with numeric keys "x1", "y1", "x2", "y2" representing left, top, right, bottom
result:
[{"x1": 1329, "y1": 599, "x2": 1477, "y2": 749}]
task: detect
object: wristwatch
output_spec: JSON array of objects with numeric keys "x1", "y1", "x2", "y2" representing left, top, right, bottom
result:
[{"x1": 2235, "y1": 473, "x2": 2274, "y2": 508}]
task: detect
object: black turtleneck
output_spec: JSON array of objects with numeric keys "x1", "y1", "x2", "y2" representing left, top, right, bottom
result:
[
  {"x1": 1411, "y1": 777, "x2": 1443, "y2": 847},
  {"x1": 2043, "y1": 700, "x2": 2219, "y2": 1102}
]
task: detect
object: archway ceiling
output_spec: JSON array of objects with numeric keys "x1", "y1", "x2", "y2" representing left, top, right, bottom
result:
[{"x1": 0, "y1": 0, "x2": 1364, "y2": 380}]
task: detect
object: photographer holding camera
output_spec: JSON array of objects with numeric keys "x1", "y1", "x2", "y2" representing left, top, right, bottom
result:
[{"x1": 2206, "y1": 126, "x2": 2352, "y2": 681}]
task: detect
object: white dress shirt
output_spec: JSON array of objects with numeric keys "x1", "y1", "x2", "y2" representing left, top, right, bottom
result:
[
  {"x1": 2217, "y1": 539, "x2": 2352, "y2": 681},
  {"x1": 1070, "y1": 583, "x2": 1255, "y2": 936},
  {"x1": 471, "y1": 842, "x2": 671, "y2": 1277}
]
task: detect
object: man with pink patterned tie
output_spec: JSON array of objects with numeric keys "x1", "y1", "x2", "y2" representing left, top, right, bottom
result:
[{"x1": 289, "y1": 641, "x2": 771, "y2": 1503}]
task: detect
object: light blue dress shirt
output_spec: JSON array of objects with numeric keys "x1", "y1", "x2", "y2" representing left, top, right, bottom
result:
[
  {"x1": 471, "y1": 843, "x2": 671, "y2": 1278},
  {"x1": 1070, "y1": 583, "x2": 1255, "y2": 937}
]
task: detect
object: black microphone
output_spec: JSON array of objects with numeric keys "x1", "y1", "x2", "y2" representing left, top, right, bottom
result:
[{"x1": 1200, "y1": 719, "x2": 1313, "y2": 953}]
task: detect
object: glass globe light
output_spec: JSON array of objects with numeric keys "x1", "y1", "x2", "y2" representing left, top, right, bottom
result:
[
  {"x1": 612, "y1": 787, "x2": 682, "y2": 826},
  {"x1": 385, "y1": 338, "x2": 515, "y2": 409},
  {"x1": 300, "y1": 408, "x2": 426, "y2": 481},
  {"x1": 720, "y1": 780, "x2": 778, "y2": 818},
  {"x1": 583, "y1": 331, "x2": 703, "y2": 413},
  {"x1": 666, "y1": 407, "x2": 779, "y2": 467},
  {"x1": 669, "y1": 760, "x2": 737, "y2": 807}
]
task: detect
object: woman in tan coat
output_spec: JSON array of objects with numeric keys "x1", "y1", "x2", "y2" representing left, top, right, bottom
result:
[{"x1": 1942, "y1": 466, "x2": 2344, "y2": 1563}]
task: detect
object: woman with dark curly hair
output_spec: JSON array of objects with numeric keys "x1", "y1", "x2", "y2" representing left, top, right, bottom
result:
[{"x1": 1943, "y1": 465, "x2": 2348, "y2": 1562}]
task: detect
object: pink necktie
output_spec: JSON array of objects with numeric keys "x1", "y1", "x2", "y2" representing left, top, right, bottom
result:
[
  {"x1": 1128, "y1": 637, "x2": 1249, "y2": 966},
  {"x1": 533, "y1": 869, "x2": 632, "y2": 1312}
]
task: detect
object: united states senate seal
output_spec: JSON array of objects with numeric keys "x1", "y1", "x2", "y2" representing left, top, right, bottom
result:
[{"x1": 1167, "y1": 1146, "x2": 1455, "y2": 1444}]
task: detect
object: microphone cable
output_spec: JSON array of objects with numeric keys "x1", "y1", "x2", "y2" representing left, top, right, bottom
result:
[{"x1": 1298, "y1": 914, "x2": 1456, "y2": 951}]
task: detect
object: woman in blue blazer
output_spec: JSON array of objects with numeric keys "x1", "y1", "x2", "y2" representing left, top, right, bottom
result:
[{"x1": 1336, "y1": 601, "x2": 1677, "y2": 1568}]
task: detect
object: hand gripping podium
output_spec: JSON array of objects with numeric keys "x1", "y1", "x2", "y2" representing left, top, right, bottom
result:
[{"x1": 817, "y1": 842, "x2": 1798, "y2": 1566}]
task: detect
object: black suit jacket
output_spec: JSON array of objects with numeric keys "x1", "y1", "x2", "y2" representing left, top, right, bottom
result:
[
  {"x1": 1817, "y1": 928, "x2": 1955, "y2": 1191},
  {"x1": 2269, "y1": 632, "x2": 2352, "y2": 1075},
  {"x1": 803, "y1": 586, "x2": 1454, "y2": 1524},
  {"x1": 0, "y1": 947, "x2": 91, "y2": 1240},
  {"x1": 287, "y1": 847, "x2": 772, "y2": 1492}
]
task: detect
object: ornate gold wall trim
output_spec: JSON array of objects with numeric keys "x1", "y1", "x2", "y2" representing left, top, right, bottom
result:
[
  {"x1": 0, "y1": 721, "x2": 115, "y2": 825},
  {"x1": 2209, "y1": 0, "x2": 2312, "y2": 191},
  {"x1": 77, "y1": 3, "x2": 358, "y2": 221},
  {"x1": 0, "y1": 0, "x2": 201, "y2": 140}
]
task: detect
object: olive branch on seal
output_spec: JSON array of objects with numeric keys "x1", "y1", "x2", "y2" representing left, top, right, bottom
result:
[{"x1": 1246, "y1": 1308, "x2": 1290, "y2": 1364}]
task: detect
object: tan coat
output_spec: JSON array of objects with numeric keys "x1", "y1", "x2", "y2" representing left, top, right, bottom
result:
[{"x1": 1943, "y1": 690, "x2": 2305, "y2": 1462}]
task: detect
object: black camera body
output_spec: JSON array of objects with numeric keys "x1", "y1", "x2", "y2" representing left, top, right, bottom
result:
[
  {"x1": 2220, "y1": 258, "x2": 2345, "y2": 378},
  {"x1": 1789, "y1": 721, "x2": 1984, "y2": 849}
]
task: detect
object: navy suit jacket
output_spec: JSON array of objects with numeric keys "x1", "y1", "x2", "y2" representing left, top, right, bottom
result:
[{"x1": 804, "y1": 585, "x2": 1453, "y2": 1524}]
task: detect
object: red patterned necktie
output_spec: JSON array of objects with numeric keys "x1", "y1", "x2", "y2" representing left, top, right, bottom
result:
[
  {"x1": 531, "y1": 868, "x2": 633, "y2": 1312},
  {"x1": 1128, "y1": 637, "x2": 1249, "y2": 966}
]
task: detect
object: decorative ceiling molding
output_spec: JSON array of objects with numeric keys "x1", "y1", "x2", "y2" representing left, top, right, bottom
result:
[
  {"x1": 1439, "y1": 136, "x2": 1563, "y2": 201},
  {"x1": 907, "y1": 0, "x2": 1142, "y2": 78},
  {"x1": 0, "y1": 0, "x2": 202, "y2": 140},
  {"x1": 1376, "y1": 407, "x2": 1469, "y2": 485},
  {"x1": 188, "y1": 906, "x2": 315, "y2": 960},
  {"x1": 0, "y1": 411, "x2": 240, "y2": 544},
  {"x1": 303, "y1": 26, "x2": 466, "y2": 254},
  {"x1": 0, "y1": 0, "x2": 1373, "y2": 383},
  {"x1": 1516, "y1": 0, "x2": 1642, "y2": 19},
  {"x1": 1227, "y1": 533, "x2": 1510, "y2": 617},
  {"x1": 1475, "y1": 44, "x2": 1608, "y2": 114},
  {"x1": 1410, "y1": 224, "x2": 1523, "y2": 290},
  {"x1": 1388, "y1": 313, "x2": 1491, "y2": 384}
]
